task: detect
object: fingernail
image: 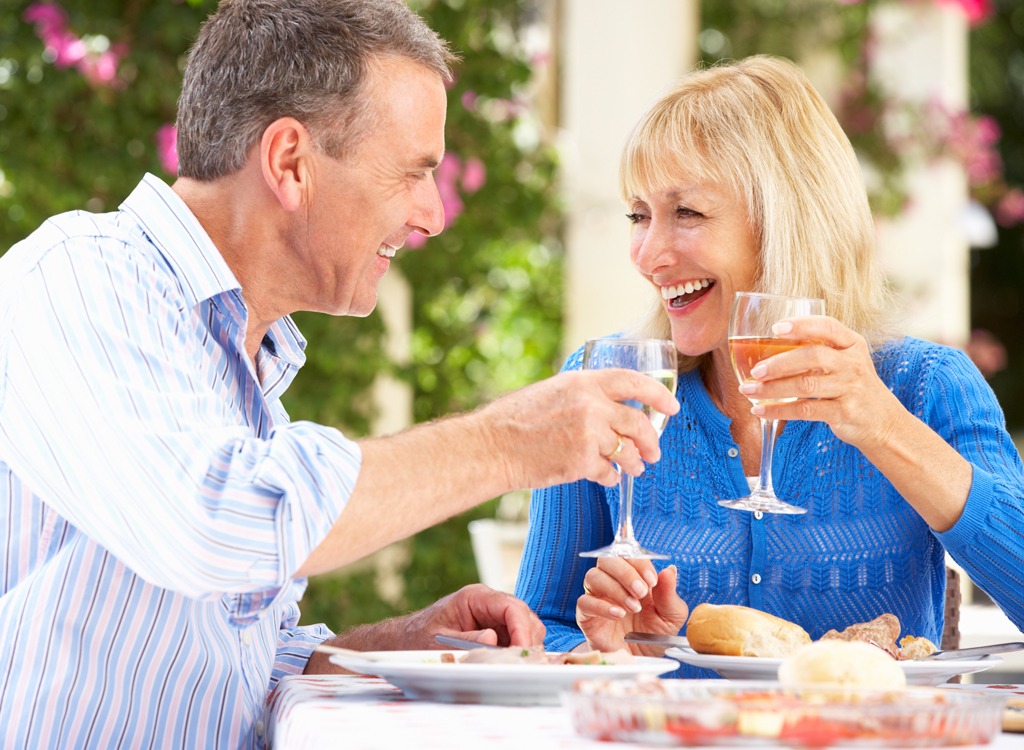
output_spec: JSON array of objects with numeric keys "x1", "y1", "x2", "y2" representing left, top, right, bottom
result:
[
  {"x1": 750, "y1": 363, "x2": 767, "y2": 379},
  {"x1": 644, "y1": 570, "x2": 658, "y2": 587},
  {"x1": 752, "y1": 405, "x2": 766, "y2": 416},
  {"x1": 609, "y1": 606, "x2": 626, "y2": 618},
  {"x1": 772, "y1": 321, "x2": 793, "y2": 335},
  {"x1": 738, "y1": 383, "x2": 757, "y2": 395},
  {"x1": 625, "y1": 597, "x2": 642, "y2": 613},
  {"x1": 631, "y1": 580, "x2": 648, "y2": 598}
]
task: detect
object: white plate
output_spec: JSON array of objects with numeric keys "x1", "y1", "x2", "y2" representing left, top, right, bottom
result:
[
  {"x1": 327, "y1": 650, "x2": 678, "y2": 705},
  {"x1": 665, "y1": 647, "x2": 1001, "y2": 686}
]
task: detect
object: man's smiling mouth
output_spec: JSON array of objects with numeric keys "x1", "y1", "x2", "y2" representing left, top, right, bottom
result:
[{"x1": 377, "y1": 244, "x2": 397, "y2": 258}]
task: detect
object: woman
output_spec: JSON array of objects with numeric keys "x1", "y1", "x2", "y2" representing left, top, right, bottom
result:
[{"x1": 514, "y1": 55, "x2": 1024, "y2": 672}]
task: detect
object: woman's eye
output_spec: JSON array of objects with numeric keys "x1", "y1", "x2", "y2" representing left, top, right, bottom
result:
[
  {"x1": 676, "y1": 206, "x2": 702, "y2": 218},
  {"x1": 625, "y1": 212, "x2": 648, "y2": 224}
]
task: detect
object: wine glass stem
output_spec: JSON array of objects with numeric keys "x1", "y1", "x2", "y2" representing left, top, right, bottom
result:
[
  {"x1": 614, "y1": 467, "x2": 636, "y2": 543},
  {"x1": 754, "y1": 417, "x2": 780, "y2": 496}
]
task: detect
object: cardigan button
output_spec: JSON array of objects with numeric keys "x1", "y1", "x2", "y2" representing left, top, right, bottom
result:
[
  {"x1": 727, "y1": 447, "x2": 739, "y2": 458},
  {"x1": 750, "y1": 573, "x2": 762, "y2": 585}
]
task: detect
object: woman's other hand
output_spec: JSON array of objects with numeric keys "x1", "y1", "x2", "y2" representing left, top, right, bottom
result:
[{"x1": 575, "y1": 559, "x2": 688, "y2": 655}]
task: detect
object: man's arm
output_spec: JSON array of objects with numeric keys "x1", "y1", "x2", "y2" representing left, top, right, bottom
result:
[{"x1": 296, "y1": 367, "x2": 678, "y2": 576}]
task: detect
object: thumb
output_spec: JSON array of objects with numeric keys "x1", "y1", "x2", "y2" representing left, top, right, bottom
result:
[
  {"x1": 447, "y1": 628, "x2": 498, "y2": 646},
  {"x1": 652, "y1": 565, "x2": 688, "y2": 624}
]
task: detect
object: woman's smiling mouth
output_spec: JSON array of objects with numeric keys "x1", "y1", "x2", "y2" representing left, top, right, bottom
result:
[{"x1": 661, "y1": 278, "x2": 714, "y2": 308}]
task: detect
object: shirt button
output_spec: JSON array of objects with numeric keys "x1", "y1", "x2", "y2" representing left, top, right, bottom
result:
[
  {"x1": 241, "y1": 630, "x2": 252, "y2": 646},
  {"x1": 751, "y1": 573, "x2": 762, "y2": 585},
  {"x1": 727, "y1": 448, "x2": 739, "y2": 458},
  {"x1": 256, "y1": 721, "x2": 265, "y2": 737},
  {"x1": 753, "y1": 511, "x2": 764, "y2": 520}
]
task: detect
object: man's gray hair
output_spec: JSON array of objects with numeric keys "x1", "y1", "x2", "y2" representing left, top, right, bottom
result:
[{"x1": 176, "y1": 0, "x2": 456, "y2": 180}]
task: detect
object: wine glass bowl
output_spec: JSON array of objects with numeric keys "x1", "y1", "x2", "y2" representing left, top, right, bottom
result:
[
  {"x1": 579, "y1": 337, "x2": 678, "y2": 559},
  {"x1": 720, "y1": 292, "x2": 825, "y2": 515}
]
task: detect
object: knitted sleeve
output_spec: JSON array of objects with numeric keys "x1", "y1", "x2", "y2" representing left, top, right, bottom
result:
[{"x1": 923, "y1": 346, "x2": 1024, "y2": 630}]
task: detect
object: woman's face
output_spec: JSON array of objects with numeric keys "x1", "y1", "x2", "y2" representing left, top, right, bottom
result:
[{"x1": 627, "y1": 177, "x2": 759, "y2": 361}]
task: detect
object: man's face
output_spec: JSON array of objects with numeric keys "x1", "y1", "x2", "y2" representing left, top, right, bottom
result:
[{"x1": 298, "y1": 56, "x2": 447, "y2": 317}]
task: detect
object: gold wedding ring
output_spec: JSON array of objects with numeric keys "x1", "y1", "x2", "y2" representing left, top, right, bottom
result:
[{"x1": 606, "y1": 434, "x2": 624, "y2": 462}]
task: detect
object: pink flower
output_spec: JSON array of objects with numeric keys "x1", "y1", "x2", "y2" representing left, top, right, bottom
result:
[
  {"x1": 404, "y1": 232, "x2": 428, "y2": 249},
  {"x1": 23, "y1": 1, "x2": 124, "y2": 87},
  {"x1": 460, "y1": 90, "x2": 478, "y2": 111},
  {"x1": 937, "y1": 0, "x2": 994, "y2": 26},
  {"x1": 995, "y1": 189, "x2": 1024, "y2": 228},
  {"x1": 23, "y1": 2, "x2": 66, "y2": 32},
  {"x1": 155, "y1": 124, "x2": 178, "y2": 175},
  {"x1": 461, "y1": 158, "x2": 486, "y2": 193}
]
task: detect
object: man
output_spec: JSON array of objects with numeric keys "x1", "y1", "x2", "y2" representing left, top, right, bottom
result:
[{"x1": 0, "y1": 1, "x2": 676, "y2": 747}]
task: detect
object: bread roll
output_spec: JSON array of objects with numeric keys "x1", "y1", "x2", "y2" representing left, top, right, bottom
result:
[
  {"x1": 686, "y1": 603, "x2": 811, "y2": 658},
  {"x1": 779, "y1": 640, "x2": 906, "y2": 690}
]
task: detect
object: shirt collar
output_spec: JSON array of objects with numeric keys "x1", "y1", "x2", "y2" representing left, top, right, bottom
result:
[
  {"x1": 121, "y1": 174, "x2": 306, "y2": 370},
  {"x1": 120, "y1": 173, "x2": 240, "y2": 309}
]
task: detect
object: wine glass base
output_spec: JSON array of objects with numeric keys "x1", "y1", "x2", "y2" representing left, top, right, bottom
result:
[
  {"x1": 579, "y1": 540, "x2": 669, "y2": 560},
  {"x1": 718, "y1": 496, "x2": 807, "y2": 515}
]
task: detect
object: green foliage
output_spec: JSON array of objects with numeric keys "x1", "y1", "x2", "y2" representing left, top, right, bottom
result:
[
  {"x1": 0, "y1": 0, "x2": 562, "y2": 633},
  {"x1": 967, "y1": 0, "x2": 1024, "y2": 430}
]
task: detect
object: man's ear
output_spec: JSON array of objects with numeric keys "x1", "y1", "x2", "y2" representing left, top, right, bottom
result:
[{"x1": 260, "y1": 117, "x2": 313, "y2": 212}]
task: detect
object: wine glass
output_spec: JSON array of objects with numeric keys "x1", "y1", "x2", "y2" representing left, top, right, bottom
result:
[
  {"x1": 720, "y1": 292, "x2": 825, "y2": 515},
  {"x1": 579, "y1": 337, "x2": 678, "y2": 559}
]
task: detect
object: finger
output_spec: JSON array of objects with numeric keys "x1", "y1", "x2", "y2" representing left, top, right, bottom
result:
[
  {"x1": 594, "y1": 369, "x2": 680, "y2": 418},
  {"x1": 462, "y1": 586, "x2": 546, "y2": 647},
  {"x1": 583, "y1": 565, "x2": 646, "y2": 613},
  {"x1": 443, "y1": 628, "x2": 498, "y2": 646},
  {"x1": 651, "y1": 565, "x2": 688, "y2": 623},
  {"x1": 596, "y1": 557, "x2": 657, "y2": 598},
  {"x1": 576, "y1": 593, "x2": 627, "y2": 623},
  {"x1": 773, "y1": 315, "x2": 862, "y2": 351},
  {"x1": 609, "y1": 406, "x2": 663, "y2": 467}
]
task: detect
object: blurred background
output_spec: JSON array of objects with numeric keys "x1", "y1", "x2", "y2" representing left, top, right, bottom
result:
[{"x1": 1, "y1": 0, "x2": 1022, "y2": 672}]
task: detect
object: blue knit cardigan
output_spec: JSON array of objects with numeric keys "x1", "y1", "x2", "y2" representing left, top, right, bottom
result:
[{"x1": 514, "y1": 336, "x2": 1024, "y2": 677}]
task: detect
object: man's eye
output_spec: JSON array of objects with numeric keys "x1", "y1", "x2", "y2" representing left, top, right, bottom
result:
[{"x1": 625, "y1": 212, "x2": 647, "y2": 224}]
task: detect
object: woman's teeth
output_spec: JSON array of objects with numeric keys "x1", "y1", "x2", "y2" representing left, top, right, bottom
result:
[
  {"x1": 661, "y1": 279, "x2": 711, "y2": 300},
  {"x1": 377, "y1": 245, "x2": 397, "y2": 258}
]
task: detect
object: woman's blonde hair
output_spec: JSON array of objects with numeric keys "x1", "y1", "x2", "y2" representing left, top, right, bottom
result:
[{"x1": 620, "y1": 55, "x2": 895, "y2": 371}]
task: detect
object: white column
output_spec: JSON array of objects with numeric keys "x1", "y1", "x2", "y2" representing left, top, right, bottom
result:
[
  {"x1": 558, "y1": 0, "x2": 700, "y2": 355},
  {"x1": 870, "y1": 4, "x2": 970, "y2": 345},
  {"x1": 371, "y1": 270, "x2": 413, "y2": 437}
]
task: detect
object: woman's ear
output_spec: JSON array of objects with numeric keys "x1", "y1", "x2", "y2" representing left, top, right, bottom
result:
[{"x1": 260, "y1": 117, "x2": 313, "y2": 212}]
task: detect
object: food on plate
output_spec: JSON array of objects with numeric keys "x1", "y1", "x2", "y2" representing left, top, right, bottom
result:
[
  {"x1": 452, "y1": 645, "x2": 635, "y2": 665},
  {"x1": 779, "y1": 640, "x2": 907, "y2": 690},
  {"x1": 821, "y1": 613, "x2": 938, "y2": 660},
  {"x1": 899, "y1": 635, "x2": 939, "y2": 660},
  {"x1": 686, "y1": 603, "x2": 811, "y2": 657},
  {"x1": 566, "y1": 677, "x2": 1004, "y2": 747}
]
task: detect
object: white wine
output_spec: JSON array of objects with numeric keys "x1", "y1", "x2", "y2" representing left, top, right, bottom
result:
[{"x1": 643, "y1": 368, "x2": 677, "y2": 435}]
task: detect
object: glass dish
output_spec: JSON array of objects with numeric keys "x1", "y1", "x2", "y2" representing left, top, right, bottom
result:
[{"x1": 563, "y1": 677, "x2": 1005, "y2": 747}]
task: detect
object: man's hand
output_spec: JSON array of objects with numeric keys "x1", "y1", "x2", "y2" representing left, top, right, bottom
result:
[
  {"x1": 304, "y1": 585, "x2": 544, "y2": 674},
  {"x1": 483, "y1": 369, "x2": 680, "y2": 490}
]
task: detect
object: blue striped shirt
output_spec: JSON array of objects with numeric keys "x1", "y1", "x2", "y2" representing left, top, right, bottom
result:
[{"x1": 0, "y1": 174, "x2": 362, "y2": 748}]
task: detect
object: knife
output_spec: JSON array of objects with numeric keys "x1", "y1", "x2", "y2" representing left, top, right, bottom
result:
[
  {"x1": 433, "y1": 634, "x2": 503, "y2": 650},
  {"x1": 624, "y1": 632, "x2": 694, "y2": 652},
  {"x1": 919, "y1": 641, "x2": 1024, "y2": 661}
]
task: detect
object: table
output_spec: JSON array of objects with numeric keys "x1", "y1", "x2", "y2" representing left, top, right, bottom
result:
[{"x1": 264, "y1": 674, "x2": 1024, "y2": 749}]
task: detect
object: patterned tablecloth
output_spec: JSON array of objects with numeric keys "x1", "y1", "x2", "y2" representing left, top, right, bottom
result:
[{"x1": 263, "y1": 674, "x2": 1024, "y2": 750}]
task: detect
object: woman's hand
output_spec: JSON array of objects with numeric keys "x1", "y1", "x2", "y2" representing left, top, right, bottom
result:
[
  {"x1": 736, "y1": 315, "x2": 904, "y2": 450},
  {"x1": 576, "y1": 559, "x2": 688, "y2": 656},
  {"x1": 738, "y1": 314, "x2": 973, "y2": 530}
]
